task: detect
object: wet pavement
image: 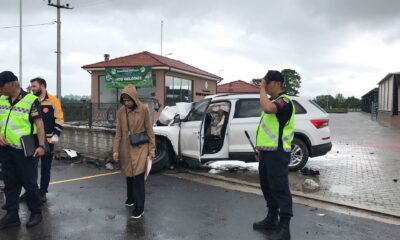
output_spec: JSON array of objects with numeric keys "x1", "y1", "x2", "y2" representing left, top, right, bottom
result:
[
  {"x1": 0, "y1": 160, "x2": 400, "y2": 240},
  {"x1": 208, "y1": 112, "x2": 400, "y2": 217}
]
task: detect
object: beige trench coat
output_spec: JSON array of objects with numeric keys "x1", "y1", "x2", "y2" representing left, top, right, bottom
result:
[{"x1": 113, "y1": 85, "x2": 156, "y2": 177}]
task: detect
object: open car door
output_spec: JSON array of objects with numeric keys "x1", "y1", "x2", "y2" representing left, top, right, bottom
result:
[{"x1": 179, "y1": 99, "x2": 211, "y2": 161}]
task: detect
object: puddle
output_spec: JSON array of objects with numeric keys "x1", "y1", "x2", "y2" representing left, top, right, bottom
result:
[{"x1": 329, "y1": 185, "x2": 353, "y2": 195}]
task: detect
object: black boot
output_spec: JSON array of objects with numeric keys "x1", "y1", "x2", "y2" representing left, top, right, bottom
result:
[
  {"x1": 271, "y1": 217, "x2": 291, "y2": 240},
  {"x1": 40, "y1": 192, "x2": 47, "y2": 203},
  {"x1": 253, "y1": 211, "x2": 278, "y2": 230},
  {"x1": 0, "y1": 211, "x2": 21, "y2": 230},
  {"x1": 26, "y1": 213, "x2": 42, "y2": 228},
  {"x1": 125, "y1": 177, "x2": 134, "y2": 207}
]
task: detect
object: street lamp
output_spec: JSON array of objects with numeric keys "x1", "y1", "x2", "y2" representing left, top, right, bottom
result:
[{"x1": 165, "y1": 53, "x2": 173, "y2": 57}]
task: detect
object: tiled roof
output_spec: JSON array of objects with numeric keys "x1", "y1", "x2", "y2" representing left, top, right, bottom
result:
[
  {"x1": 217, "y1": 80, "x2": 259, "y2": 93},
  {"x1": 82, "y1": 51, "x2": 221, "y2": 80}
]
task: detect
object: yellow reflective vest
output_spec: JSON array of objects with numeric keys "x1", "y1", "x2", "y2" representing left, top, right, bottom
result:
[
  {"x1": 255, "y1": 94, "x2": 295, "y2": 152},
  {"x1": 0, "y1": 93, "x2": 38, "y2": 149}
]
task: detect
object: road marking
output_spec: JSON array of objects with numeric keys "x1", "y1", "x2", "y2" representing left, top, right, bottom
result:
[{"x1": 49, "y1": 171, "x2": 121, "y2": 185}]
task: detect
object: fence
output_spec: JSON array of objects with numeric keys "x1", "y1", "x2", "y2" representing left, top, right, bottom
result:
[{"x1": 62, "y1": 98, "x2": 159, "y2": 128}]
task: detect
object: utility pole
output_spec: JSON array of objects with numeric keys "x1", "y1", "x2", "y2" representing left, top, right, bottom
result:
[
  {"x1": 160, "y1": 20, "x2": 163, "y2": 56},
  {"x1": 19, "y1": 0, "x2": 22, "y2": 86},
  {"x1": 48, "y1": 0, "x2": 73, "y2": 98}
]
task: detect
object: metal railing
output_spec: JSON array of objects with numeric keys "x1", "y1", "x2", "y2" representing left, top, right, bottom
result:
[{"x1": 62, "y1": 98, "x2": 159, "y2": 128}]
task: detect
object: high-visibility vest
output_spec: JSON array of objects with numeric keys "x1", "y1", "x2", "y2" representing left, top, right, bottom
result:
[
  {"x1": 0, "y1": 93, "x2": 38, "y2": 149},
  {"x1": 255, "y1": 94, "x2": 295, "y2": 152}
]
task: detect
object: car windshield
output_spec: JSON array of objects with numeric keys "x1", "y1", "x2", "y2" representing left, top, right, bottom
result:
[{"x1": 186, "y1": 99, "x2": 210, "y2": 121}]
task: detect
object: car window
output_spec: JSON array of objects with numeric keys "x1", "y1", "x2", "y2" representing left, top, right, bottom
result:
[
  {"x1": 234, "y1": 99, "x2": 306, "y2": 117},
  {"x1": 234, "y1": 99, "x2": 261, "y2": 118},
  {"x1": 186, "y1": 99, "x2": 210, "y2": 121},
  {"x1": 293, "y1": 100, "x2": 307, "y2": 114},
  {"x1": 309, "y1": 100, "x2": 327, "y2": 113}
]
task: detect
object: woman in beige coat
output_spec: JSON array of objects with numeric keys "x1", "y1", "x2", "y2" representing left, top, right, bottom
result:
[{"x1": 113, "y1": 84, "x2": 156, "y2": 219}]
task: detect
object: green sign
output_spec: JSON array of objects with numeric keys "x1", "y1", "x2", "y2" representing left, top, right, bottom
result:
[{"x1": 105, "y1": 66, "x2": 153, "y2": 88}]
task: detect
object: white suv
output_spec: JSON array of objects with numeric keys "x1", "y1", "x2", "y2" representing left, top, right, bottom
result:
[{"x1": 151, "y1": 93, "x2": 332, "y2": 172}]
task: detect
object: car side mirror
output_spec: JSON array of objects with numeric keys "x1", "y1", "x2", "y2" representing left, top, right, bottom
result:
[
  {"x1": 171, "y1": 114, "x2": 181, "y2": 125},
  {"x1": 154, "y1": 100, "x2": 161, "y2": 112}
]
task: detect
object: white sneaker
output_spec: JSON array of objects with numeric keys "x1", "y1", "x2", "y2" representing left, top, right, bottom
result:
[{"x1": 131, "y1": 211, "x2": 144, "y2": 219}]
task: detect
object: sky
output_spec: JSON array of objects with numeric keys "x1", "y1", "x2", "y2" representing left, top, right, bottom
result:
[{"x1": 1, "y1": 0, "x2": 400, "y2": 99}]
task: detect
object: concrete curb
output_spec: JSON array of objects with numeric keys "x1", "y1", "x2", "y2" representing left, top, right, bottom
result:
[{"x1": 185, "y1": 170, "x2": 400, "y2": 219}]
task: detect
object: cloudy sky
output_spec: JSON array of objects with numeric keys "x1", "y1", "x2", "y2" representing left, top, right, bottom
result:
[{"x1": 1, "y1": 0, "x2": 400, "y2": 98}]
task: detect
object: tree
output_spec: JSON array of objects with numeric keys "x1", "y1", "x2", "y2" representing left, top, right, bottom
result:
[
  {"x1": 335, "y1": 93, "x2": 345, "y2": 108},
  {"x1": 314, "y1": 95, "x2": 335, "y2": 109},
  {"x1": 281, "y1": 69, "x2": 302, "y2": 96},
  {"x1": 345, "y1": 96, "x2": 361, "y2": 109},
  {"x1": 251, "y1": 78, "x2": 260, "y2": 86}
]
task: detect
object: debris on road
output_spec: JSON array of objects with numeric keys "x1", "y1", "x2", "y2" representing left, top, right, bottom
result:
[
  {"x1": 205, "y1": 160, "x2": 258, "y2": 172},
  {"x1": 301, "y1": 167, "x2": 320, "y2": 176},
  {"x1": 303, "y1": 179, "x2": 320, "y2": 191}
]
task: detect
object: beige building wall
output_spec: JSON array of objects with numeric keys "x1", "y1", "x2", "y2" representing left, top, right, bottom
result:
[{"x1": 90, "y1": 70, "x2": 103, "y2": 103}]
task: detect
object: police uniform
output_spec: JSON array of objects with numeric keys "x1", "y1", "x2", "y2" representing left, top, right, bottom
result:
[
  {"x1": 254, "y1": 91, "x2": 295, "y2": 240},
  {"x1": 0, "y1": 89, "x2": 42, "y2": 217}
]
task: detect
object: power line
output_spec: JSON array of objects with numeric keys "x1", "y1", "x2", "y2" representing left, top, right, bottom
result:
[{"x1": 0, "y1": 21, "x2": 56, "y2": 30}]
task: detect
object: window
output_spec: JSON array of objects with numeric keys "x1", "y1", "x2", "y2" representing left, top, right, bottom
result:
[
  {"x1": 234, "y1": 99, "x2": 261, "y2": 118},
  {"x1": 99, "y1": 75, "x2": 118, "y2": 103},
  {"x1": 293, "y1": 100, "x2": 307, "y2": 114},
  {"x1": 165, "y1": 76, "x2": 193, "y2": 106},
  {"x1": 234, "y1": 98, "x2": 307, "y2": 118},
  {"x1": 186, "y1": 99, "x2": 210, "y2": 121}
]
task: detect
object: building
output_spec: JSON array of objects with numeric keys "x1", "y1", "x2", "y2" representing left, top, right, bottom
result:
[
  {"x1": 82, "y1": 51, "x2": 222, "y2": 109},
  {"x1": 361, "y1": 88, "x2": 378, "y2": 113},
  {"x1": 217, "y1": 80, "x2": 259, "y2": 94},
  {"x1": 377, "y1": 73, "x2": 400, "y2": 127}
]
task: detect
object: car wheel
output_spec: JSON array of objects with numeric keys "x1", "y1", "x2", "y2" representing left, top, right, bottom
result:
[
  {"x1": 151, "y1": 137, "x2": 170, "y2": 173},
  {"x1": 289, "y1": 138, "x2": 309, "y2": 171}
]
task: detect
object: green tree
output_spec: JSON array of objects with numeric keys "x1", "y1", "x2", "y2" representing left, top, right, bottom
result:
[
  {"x1": 345, "y1": 96, "x2": 361, "y2": 109},
  {"x1": 251, "y1": 78, "x2": 260, "y2": 86},
  {"x1": 335, "y1": 93, "x2": 345, "y2": 108},
  {"x1": 281, "y1": 69, "x2": 302, "y2": 96},
  {"x1": 314, "y1": 95, "x2": 335, "y2": 109}
]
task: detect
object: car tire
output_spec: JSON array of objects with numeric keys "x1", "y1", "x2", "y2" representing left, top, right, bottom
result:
[
  {"x1": 151, "y1": 137, "x2": 170, "y2": 173},
  {"x1": 289, "y1": 138, "x2": 309, "y2": 171}
]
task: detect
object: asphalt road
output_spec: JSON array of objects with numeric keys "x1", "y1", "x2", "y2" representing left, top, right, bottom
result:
[{"x1": 0, "y1": 162, "x2": 399, "y2": 240}]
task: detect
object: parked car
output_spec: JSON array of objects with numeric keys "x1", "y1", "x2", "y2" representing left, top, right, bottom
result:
[{"x1": 151, "y1": 93, "x2": 332, "y2": 172}]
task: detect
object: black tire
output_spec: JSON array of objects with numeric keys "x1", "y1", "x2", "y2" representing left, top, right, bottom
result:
[
  {"x1": 289, "y1": 138, "x2": 309, "y2": 171},
  {"x1": 151, "y1": 137, "x2": 170, "y2": 173}
]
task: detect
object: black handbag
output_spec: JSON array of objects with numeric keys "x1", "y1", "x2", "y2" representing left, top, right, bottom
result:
[{"x1": 125, "y1": 108, "x2": 149, "y2": 146}]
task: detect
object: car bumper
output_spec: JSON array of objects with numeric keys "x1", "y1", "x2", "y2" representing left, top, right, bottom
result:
[{"x1": 310, "y1": 142, "x2": 332, "y2": 157}]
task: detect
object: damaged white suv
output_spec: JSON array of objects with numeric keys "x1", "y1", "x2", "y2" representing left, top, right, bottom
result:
[{"x1": 151, "y1": 93, "x2": 332, "y2": 172}]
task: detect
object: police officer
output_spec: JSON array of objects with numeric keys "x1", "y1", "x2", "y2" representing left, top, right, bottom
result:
[
  {"x1": 19, "y1": 77, "x2": 64, "y2": 203},
  {"x1": 253, "y1": 70, "x2": 294, "y2": 240},
  {"x1": 0, "y1": 71, "x2": 45, "y2": 229}
]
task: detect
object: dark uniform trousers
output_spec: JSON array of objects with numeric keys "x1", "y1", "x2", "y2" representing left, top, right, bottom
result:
[
  {"x1": 2, "y1": 146, "x2": 42, "y2": 214},
  {"x1": 40, "y1": 144, "x2": 54, "y2": 194},
  {"x1": 259, "y1": 150, "x2": 293, "y2": 217},
  {"x1": 126, "y1": 172, "x2": 145, "y2": 213}
]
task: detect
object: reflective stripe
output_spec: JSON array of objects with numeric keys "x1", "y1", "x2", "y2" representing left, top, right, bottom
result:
[
  {"x1": 283, "y1": 132, "x2": 294, "y2": 142},
  {"x1": 261, "y1": 122, "x2": 278, "y2": 145},
  {"x1": 19, "y1": 99, "x2": 35, "y2": 104},
  {"x1": 8, "y1": 143, "x2": 23, "y2": 149},
  {"x1": 6, "y1": 119, "x2": 25, "y2": 138},
  {"x1": 256, "y1": 146, "x2": 278, "y2": 151}
]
